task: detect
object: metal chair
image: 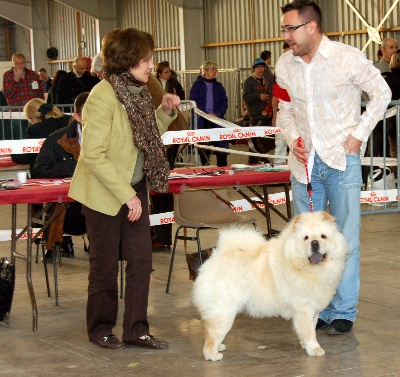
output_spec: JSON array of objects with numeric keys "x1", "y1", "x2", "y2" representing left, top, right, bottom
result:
[{"x1": 165, "y1": 188, "x2": 257, "y2": 293}]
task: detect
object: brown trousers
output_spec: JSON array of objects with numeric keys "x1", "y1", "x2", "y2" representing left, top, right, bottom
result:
[{"x1": 82, "y1": 179, "x2": 152, "y2": 342}]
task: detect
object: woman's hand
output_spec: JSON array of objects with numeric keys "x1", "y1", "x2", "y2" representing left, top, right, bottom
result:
[
  {"x1": 161, "y1": 93, "x2": 180, "y2": 115},
  {"x1": 125, "y1": 195, "x2": 142, "y2": 222}
]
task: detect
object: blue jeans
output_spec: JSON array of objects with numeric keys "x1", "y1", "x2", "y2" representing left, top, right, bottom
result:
[{"x1": 291, "y1": 153, "x2": 363, "y2": 323}]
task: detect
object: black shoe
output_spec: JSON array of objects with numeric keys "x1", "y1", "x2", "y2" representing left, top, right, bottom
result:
[
  {"x1": 91, "y1": 334, "x2": 125, "y2": 350},
  {"x1": 123, "y1": 335, "x2": 169, "y2": 349},
  {"x1": 62, "y1": 236, "x2": 74, "y2": 257},
  {"x1": 316, "y1": 318, "x2": 329, "y2": 330},
  {"x1": 327, "y1": 319, "x2": 353, "y2": 335},
  {"x1": 41, "y1": 250, "x2": 53, "y2": 262}
]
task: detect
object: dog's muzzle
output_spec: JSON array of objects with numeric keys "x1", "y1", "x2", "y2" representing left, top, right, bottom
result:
[{"x1": 309, "y1": 240, "x2": 325, "y2": 265}]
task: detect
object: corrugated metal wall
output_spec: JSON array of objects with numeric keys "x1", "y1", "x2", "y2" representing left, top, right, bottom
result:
[
  {"x1": 116, "y1": 0, "x2": 182, "y2": 71},
  {"x1": 203, "y1": 0, "x2": 400, "y2": 70},
  {"x1": 323, "y1": 0, "x2": 400, "y2": 62},
  {"x1": 14, "y1": 25, "x2": 31, "y2": 66},
  {"x1": 48, "y1": 1, "x2": 98, "y2": 75}
]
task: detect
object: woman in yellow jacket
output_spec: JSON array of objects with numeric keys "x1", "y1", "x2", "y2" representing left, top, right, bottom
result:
[{"x1": 69, "y1": 28, "x2": 180, "y2": 351}]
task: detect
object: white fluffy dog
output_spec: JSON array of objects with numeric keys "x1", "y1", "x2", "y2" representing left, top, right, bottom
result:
[{"x1": 192, "y1": 211, "x2": 349, "y2": 361}]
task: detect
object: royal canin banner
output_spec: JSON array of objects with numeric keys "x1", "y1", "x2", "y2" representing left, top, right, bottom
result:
[{"x1": 0, "y1": 138, "x2": 45, "y2": 155}]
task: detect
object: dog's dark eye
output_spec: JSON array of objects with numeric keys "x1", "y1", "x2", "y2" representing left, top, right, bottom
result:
[
  {"x1": 321, "y1": 234, "x2": 326, "y2": 239},
  {"x1": 304, "y1": 236, "x2": 308, "y2": 240}
]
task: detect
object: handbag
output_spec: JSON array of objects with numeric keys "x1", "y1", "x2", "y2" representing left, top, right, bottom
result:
[
  {"x1": 185, "y1": 248, "x2": 213, "y2": 281},
  {"x1": 367, "y1": 167, "x2": 396, "y2": 191},
  {"x1": 0, "y1": 257, "x2": 15, "y2": 321}
]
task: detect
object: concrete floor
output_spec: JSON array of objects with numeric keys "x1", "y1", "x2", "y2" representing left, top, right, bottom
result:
[{"x1": 1, "y1": 150, "x2": 400, "y2": 376}]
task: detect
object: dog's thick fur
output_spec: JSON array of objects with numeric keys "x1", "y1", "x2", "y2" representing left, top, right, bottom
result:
[{"x1": 192, "y1": 211, "x2": 349, "y2": 361}]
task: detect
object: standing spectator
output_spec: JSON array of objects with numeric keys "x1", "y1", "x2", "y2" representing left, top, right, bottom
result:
[
  {"x1": 47, "y1": 70, "x2": 67, "y2": 104},
  {"x1": 374, "y1": 38, "x2": 398, "y2": 73},
  {"x1": 2, "y1": 53, "x2": 44, "y2": 139},
  {"x1": 38, "y1": 68, "x2": 53, "y2": 93},
  {"x1": 55, "y1": 57, "x2": 98, "y2": 108},
  {"x1": 69, "y1": 27, "x2": 180, "y2": 350},
  {"x1": 260, "y1": 50, "x2": 274, "y2": 99},
  {"x1": 366, "y1": 38, "x2": 399, "y2": 160},
  {"x1": 189, "y1": 61, "x2": 229, "y2": 166},
  {"x1": 156, "y1": 61, "x2": 185, "y2": 100},
  {"x1": 2, "y1": 53, "x2": 44, "y2": 106},
  {"x1": 276, "y1": 0, "x2": 391, "y2": 334},
  {"x1": 243, "y1": 58, "x2": 269, "y2": 127},
  {"x1": 382, "y1": 49, "x2": 400, "y2": 165},
  {"x1": 243, "y1": 58, "x2": 274, "y2": 164}
]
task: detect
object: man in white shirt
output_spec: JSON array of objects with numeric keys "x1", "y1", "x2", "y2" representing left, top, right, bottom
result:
[{"x1": 276, "y1": 0, "x2": 391, "y2": 335}]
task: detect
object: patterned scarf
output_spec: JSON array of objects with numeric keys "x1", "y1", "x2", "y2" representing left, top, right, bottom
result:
[{"x1": 105, "y1": 71, "x2": 169, "y2": 193}]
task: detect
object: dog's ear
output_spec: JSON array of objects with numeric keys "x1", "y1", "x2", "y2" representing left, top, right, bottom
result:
[{"x1": 322, "y1": 212, "x2": 335, "y2": 223}]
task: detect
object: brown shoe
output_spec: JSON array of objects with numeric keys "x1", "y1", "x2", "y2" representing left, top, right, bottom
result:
[
  {"x1": 92, "y1": 334, "x2": 125, "y2": 350},
  {"x1": 124, "y1": 335, "x2": 169, "y2": 349}
]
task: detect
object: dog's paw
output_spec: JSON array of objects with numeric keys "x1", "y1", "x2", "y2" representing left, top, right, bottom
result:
[
  {"x1": 218, "y1": 343, "x2": 226, "y2": 352},
  {"x1": 306, "y1": 346, "x2": 325, "y2": 357},
  {"x1": 204, "y1": 352, "x2": 224, "y2": 361}
]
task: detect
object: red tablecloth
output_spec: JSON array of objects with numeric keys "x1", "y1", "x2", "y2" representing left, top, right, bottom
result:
[
  {"x1": 167, "y1": 166, "x2": 291, "y2": 193},
  {"x1": 0, "y1": 156, "x2": 28, "y2": 169},
  {"x1": 0, "y1": 167, "x2": 291, "y2": 204},
  {"x1": 0, "y1": 180, "x2": 73, "y2": 205}
]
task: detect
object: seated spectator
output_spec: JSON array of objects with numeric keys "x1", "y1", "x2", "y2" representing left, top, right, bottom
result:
[
  {"x1": 38, "y1": 68, "x2": 52, "y2": 93},
  {"x1": 47, "y1": 70, "x2": 67, "y2": 104},
  {"x1": 156, "y1": 61, "x2": 185, "y2": 100},
  {"x1": 11, "y1": 98, "x2": 71, "y2": 173},
  {"x1": 33, "y1": 92, "x2": 90, "y2": 260}
]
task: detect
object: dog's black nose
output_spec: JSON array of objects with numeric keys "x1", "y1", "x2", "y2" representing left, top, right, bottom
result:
[{"x1": 311, "y1": 240, "x2": 319, "y2": 252}]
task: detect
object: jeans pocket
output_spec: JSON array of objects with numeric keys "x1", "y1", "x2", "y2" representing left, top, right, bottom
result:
[{"x1": 339, "y1": 153, "x2": 363, "y2": 188}]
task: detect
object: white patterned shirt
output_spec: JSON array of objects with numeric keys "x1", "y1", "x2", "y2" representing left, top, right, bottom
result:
[{"x1": 275, "y1": 35, "x2": 391, "y2": 184}]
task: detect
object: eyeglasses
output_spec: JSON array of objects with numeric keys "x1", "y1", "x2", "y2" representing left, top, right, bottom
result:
[
  {"x1": 195, "y1": 168, "x2": 225, "y2": 176},
  {"x1": 281, "y1": 21, "x2": 310, "y2": 35}
]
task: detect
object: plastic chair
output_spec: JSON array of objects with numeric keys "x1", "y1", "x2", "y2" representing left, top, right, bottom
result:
[{"x1": 165, "y1": 189, "x2": 257, "y2": 293}]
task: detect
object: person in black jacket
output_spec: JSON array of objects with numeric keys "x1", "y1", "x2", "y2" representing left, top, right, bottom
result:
[
  {"x1": 11, "y1": 98, "x2": 71, "y2": 174},
  {"x1": 156, "y1": 61, "x2": 185, "y2": 100},
  {"x1": 33, "y1": 92, "x2": 90, "y2": 260},
  {"x1": 55, "y1": 57, "x2": 98, "y2": 109}
]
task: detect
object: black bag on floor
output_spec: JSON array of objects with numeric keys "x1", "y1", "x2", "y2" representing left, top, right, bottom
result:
[
  {"x1": 185, "y1": 248, "x2": 213, "y2": 281},
  {"x1": 0, "y1": 257, "x2": 15, "y2": 321}
]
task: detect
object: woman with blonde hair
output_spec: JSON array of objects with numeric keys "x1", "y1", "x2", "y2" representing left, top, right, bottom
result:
[
  {"x1": 11, "y1": 98, "x2": 71, "y2": 172},
  {"x1": 189, "y1": 61, "x2": 229, "y2": 166}
]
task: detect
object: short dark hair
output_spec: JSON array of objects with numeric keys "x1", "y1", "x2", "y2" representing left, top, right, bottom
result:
[
  {"x1": 102, "y1": 28, "x2": 155, "y2": 75},
  {"x1": 39, "y1": 68, "x2": 47, "y2": 73},
  {"x1": 282, "y1": 0, "x2": 323, "y2": 33},
  {"x1": 156, "y1": 61, "x2": 170, "y2": 78},
  {"x1": 260, "y1": 50, "x2": 271, "y2": 60},
  {"x1": 74, "y1": 92, "x2": 90, "y2": 114}
]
